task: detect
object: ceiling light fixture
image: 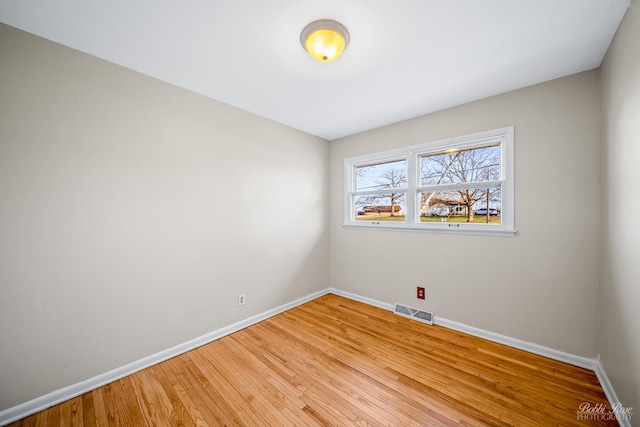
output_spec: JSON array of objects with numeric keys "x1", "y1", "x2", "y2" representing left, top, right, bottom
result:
[{"x1": 300, "y1": 19, "x2": 350, "y2": 63}]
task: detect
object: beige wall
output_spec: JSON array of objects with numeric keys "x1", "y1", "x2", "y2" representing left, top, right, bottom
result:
[
  {"x1": 3, "y1": 6, "x2": 638, "y2": 414},
  {"x1": 0, "y1": 23, "x2": 329, "y2": 410},
  {"x1": 600, "y1": 1, "x2": 640, "y2": 412},
  {"x1": 330, "y1": 71, "x2": 602, "y2": 357}
]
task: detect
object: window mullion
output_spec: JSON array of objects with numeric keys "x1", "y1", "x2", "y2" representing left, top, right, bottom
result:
[
  {"x1": 352, "y1": 188, "x2": 407, "y2": 197},
  {"x1": 344, "y1": 162, "x2": 355, "y2": 222},
  {"x1": 406, "y1": 152, "x2": 417, "y2": 224},
  {"x1": 417, "y1": 180, "x2": 503, "y2": 193}
]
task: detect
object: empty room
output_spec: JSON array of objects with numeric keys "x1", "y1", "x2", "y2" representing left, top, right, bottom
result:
[{"x1": 0, "y1": 1, "x2": 638, "y2": 426}]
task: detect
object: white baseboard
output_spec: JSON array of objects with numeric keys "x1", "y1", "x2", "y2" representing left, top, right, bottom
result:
[
  {"x1": 433, "y1": 317, "x2": 598, "y2": 371},
  {"x1": 594, "y1": 359, "x2": 632, "y2": 427},
  {"x1": 1, "y1": 287, "x2": 626, "y2": 426},
  {"x1": 0, "y1": 288, "x2": 331, "y2": 426},
  {"x1": 330, "y1": 288, "x2": 635, "y2": 421},
  {"x1": 328, "y1": 287, "x2": 395, "y2": 311},
  {"x1": 329, "y1": 288, "x2": 597, "y2": 370}
]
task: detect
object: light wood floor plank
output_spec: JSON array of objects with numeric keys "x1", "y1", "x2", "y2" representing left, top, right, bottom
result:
[
  {"x1": 145, "y1": 364, "x2": 195, "y2": 427},
  {"x1": 98, "y1": 383, "x2": 120, "y2": 427},
  {"x1": 168, "y1": 357, "x2": 234, "y2": 426},
  {"x1": 8, "y1": 294, "x2": 617, "y2": 426},
  {"x1": 158, "y1": 362, "x2": 207, "y2": 427},
  {"x1": 89, "y1": 388, "x2": 109, "y2": 427},
  {"x1": 56, "y1": 397, "x2": 71, "y2": 427},
  {"x1": 69, "y1": 396, "x2": 83, "y2": 426}
]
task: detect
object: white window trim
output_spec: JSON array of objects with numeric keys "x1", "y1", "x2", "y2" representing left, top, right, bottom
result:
[{"x1": 343, "y1": 126, "x2": 515, "y2": 237}]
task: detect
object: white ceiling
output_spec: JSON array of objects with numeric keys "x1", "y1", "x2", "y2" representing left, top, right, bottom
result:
[{"x1": 0, "y1": 0, "x2": 631, "y2": 140}]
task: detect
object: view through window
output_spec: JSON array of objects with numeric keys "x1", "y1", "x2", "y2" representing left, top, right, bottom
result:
[{"x1": 344, "y1": 127, "x2": 514, "y2": 235}]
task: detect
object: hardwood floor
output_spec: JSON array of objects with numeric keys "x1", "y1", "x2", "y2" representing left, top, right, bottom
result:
[{"x1": 9, "y1": 294, "x2": 617, "y2": 426}]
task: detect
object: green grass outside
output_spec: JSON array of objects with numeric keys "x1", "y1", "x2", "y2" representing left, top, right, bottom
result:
[
  {"x1": 356, "y1": 213, "x2": 501, "y2": 224},
  {"x1": 421, "y1": 215, "x2": 501, "y2": 224},
  {"x1": 356, "y1": 213, "x2": 406, "y2": 222}
]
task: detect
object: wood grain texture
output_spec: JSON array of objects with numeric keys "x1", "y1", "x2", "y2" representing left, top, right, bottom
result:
[{"x1": 9, "y1": 294, "x2": 617, "y2": 426}]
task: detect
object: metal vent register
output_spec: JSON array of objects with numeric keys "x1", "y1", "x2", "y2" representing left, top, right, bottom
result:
[{"x1": 393, "y1": 303, "x2": 434, "y2": 325}]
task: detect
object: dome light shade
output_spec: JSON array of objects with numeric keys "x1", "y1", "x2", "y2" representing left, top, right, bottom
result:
[{"x1": 301, "y1": 20, "x2": 350, "y2": 63}]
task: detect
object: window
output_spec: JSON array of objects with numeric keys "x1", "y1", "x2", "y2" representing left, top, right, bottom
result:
[{"x1": 344, "y1": 127, "x2": 515, "y2": 236}]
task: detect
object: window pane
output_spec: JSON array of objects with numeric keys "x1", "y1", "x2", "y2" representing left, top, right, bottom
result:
[
  {"x1": 354, "y1": 193, "x2": 406, "y2": 222},
  {"x1": 420, "y1": 145, "x2": 500, "y2": 186},
  {"x1": 356, "y1": 159, "x2": 407, "y2": 191},
  {"x1": 419, "y1": 186, "x2": 501, "y2": 224}
]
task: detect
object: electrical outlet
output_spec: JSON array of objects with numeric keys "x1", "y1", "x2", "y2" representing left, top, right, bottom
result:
[
  {"x1": 238, "y1": 294, "x2": 245, "y2": 306},
  {"x1": 417, "y1": 287, "x2": 425, "y2": 300}
]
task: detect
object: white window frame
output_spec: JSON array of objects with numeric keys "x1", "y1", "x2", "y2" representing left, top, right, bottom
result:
[{"x1": 344, "y1": 126, "x2": 515, "y2": 236}]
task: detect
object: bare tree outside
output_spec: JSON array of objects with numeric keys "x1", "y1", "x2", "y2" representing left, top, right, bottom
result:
[
  {"x1": 352, "y1": 147, "x2": 500, "y2": 223},
  {"x1": 356, "y1": 168, "x2": 406, "y2": 219},
  {"x1": 355, "y1": 160, "x2": 407, "y2": 221},
  {"x1": 420, "y1": 145, "x2": 500, "y2": 223},
  {"x1": 377, "y1": 168, "x2": 406, "y2": 217}
]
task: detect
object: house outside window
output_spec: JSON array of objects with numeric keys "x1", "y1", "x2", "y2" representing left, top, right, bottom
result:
[{"x1": 344, "y1": 127, "x2": 515, "y2": 236}]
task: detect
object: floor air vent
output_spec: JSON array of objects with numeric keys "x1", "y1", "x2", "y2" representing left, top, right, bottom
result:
[{"x1": 393, "y1": 303, "x2": 434, "y2": 325}]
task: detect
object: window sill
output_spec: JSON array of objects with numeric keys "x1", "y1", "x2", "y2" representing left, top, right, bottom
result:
[{"x1": 343, "y1": 223, "x2": 516, "y2": 237}]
